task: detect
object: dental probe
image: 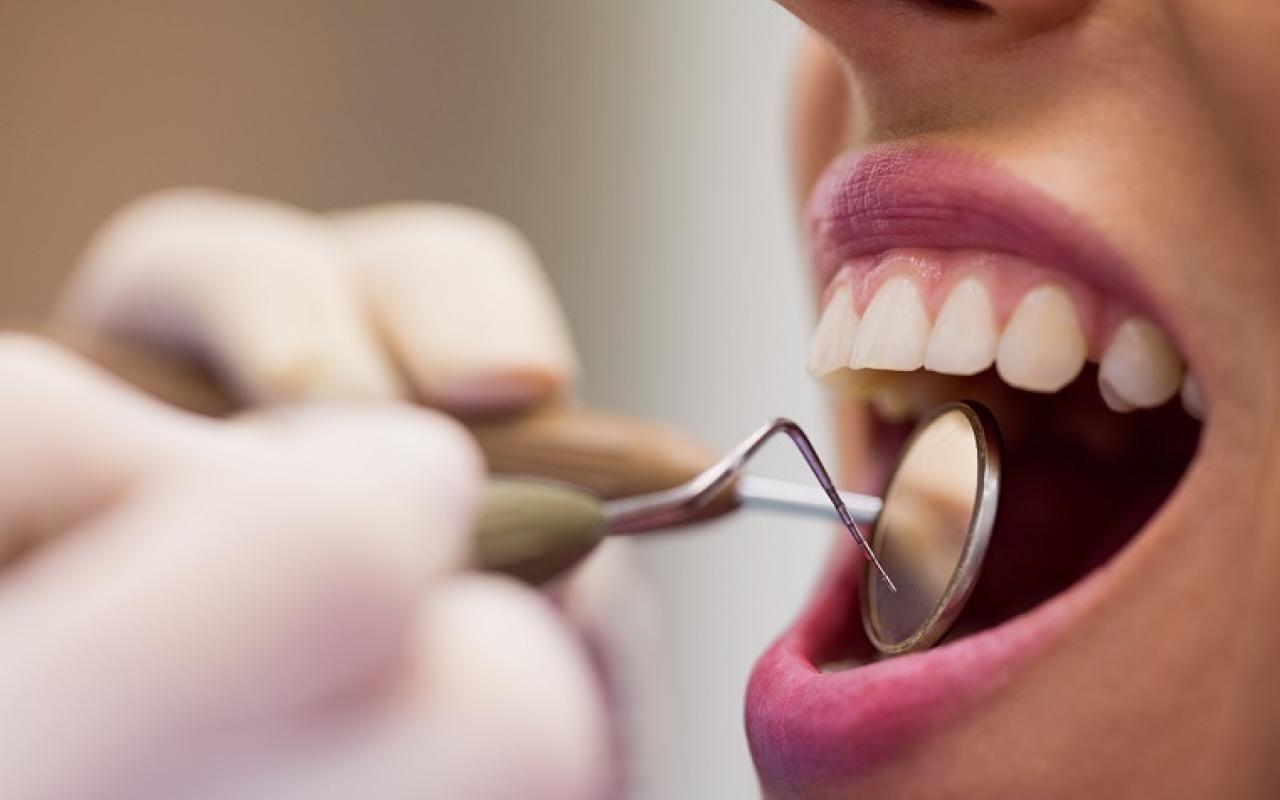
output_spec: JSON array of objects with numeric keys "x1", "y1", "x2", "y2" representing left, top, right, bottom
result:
[
  {"x1": 473, "y1": 417, "x2": 898, "y2": 588},
  {"x1": 476, "y1": 402, "x2": 1003, "y2": 651},
  {"x1": 602, "y1": 418, "x2": 897, "y2": 591},
  {"x1": 38, "y1": 323, "x2": 895, "y2": 588}
]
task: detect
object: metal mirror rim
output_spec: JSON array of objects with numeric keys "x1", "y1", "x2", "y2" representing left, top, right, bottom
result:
[{"x1": 861, "y1": 400, "x2": 1003, "y2": 656}]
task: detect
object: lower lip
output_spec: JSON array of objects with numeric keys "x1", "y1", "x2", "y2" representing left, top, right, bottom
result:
[{"x1": 744, "y1": 532, "x2": 1091, "y2": 785}]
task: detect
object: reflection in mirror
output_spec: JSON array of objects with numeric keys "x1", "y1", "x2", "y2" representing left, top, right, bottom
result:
[{"x1": 866, "y1": 406, "x2": 983, "y2": 653}]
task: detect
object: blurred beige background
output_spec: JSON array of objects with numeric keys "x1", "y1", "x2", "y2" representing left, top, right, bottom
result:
[{"x1": 0, "y1": 3, "x2": 835, "y2": 797}]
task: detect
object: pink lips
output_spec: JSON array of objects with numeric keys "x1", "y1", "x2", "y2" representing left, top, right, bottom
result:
[
  {"x1": 745, "y1": 146, "x2": 1138, "y2": 792},
  {"x1": 805, "y1": 147, "x2": 1153, "y2": 319},
  {"x1": 746, "y1": 537, "x2": 1078, "y2": 792}
]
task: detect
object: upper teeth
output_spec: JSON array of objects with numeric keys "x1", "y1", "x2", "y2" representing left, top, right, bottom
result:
[
  {"x1": 924, "y1": 277, "x2": 998, "y2": 376},
  {"x1": 1097, "y1": 318, "x2": 1182, "y2": 411},
  {"x1": 809, "y1": 273, "x2": 1203, "y2": 420},
  {"x1": 850, "y1": 276, "x2": 930, "y2": 371},
  {"x1": 806, "y1": 283, "x2": 857, "y2": 376},
  {"x1": 996, "y1": 284, "x2": 1087, "y2": 393}
]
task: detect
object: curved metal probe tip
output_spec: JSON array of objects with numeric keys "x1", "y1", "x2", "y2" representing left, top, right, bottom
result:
[
  {"x1": 604, "y1": 419, "x2": 897, "y2": 593},
  {"x1": 763, "y1": 421, "x2": 897, "y2": 594}
]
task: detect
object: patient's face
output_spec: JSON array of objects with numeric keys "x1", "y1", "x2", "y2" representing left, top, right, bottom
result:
[{"x1": 747, "y1": 2, "x2": 1280, "y2": 797}]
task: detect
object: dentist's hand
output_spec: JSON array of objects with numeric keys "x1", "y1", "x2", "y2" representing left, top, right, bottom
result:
[
  {"x1": 0, "y1": 191, "x2": 659, "y2": 799},
  {"x1": 59, "y1": 190, "x2": 580, "y2": 413}
]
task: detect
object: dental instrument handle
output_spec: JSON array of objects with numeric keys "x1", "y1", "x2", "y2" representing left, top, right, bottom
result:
[
  {"x1": 39, "y1": 325, "x2": 887, "y2": 586},
  {"x1": 41, "y1": 323, "x2": 728, "y2": 501},
  {"x1": 472, "y1": 479, "x2": 608, "y2": 583},
  {"x1": 28, "y1": 324, "x2": 722, "y2": 583}
]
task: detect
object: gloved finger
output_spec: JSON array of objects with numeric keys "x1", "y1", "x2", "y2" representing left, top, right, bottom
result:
[
  {"x1": 329, "y1": 204, "x2": 579, "y2": 414},
  {"x1": 177, "y1": 577, "x2": 612, "y2": 800},
  {"x1": 56, "y1": 189, "x2": 404, "y2": 405},
  {"x1": 556, "y1": 541, "x2": 667, "y2": 799},
  {"x1": 0, "y1": 334, "x2": 213, "y2": 562},
  {"x1": 0, "y1": 405, "x2": 482, "y2": 799}
]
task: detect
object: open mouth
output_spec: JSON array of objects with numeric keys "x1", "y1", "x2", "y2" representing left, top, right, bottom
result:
[{"x1": 746, "y1": 146, "x2": 1205, "y2": 784}]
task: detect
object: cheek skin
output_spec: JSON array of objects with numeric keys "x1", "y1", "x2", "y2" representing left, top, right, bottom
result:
[
  {"x1": 789, "y1": 34, "x2": 853, "y2": 224},
  {"x1": 1169, "y1": 2, "x2": 1280, "y2": 237}
]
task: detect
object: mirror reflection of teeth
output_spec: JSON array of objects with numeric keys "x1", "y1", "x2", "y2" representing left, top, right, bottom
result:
[{"x1": 808, "y1": 265, "x2": 1202, "y2": 421}]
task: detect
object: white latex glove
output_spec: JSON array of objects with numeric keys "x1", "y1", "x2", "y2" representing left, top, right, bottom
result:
[
  {"x1": 59, "y1": 190, "x2": 579, "y2": 412},
  {"x1": 0, "y1": 190, "x2": 660, "y2": 799}
]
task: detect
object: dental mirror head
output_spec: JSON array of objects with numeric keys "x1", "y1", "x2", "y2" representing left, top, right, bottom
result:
[{"x1": 862, "y1": 401, "x2": 1002, "y2": 656}]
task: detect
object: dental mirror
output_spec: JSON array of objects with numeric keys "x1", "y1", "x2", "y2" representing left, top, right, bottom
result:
[{"x1": 862, "y1": 401, "x2": 1002, "y2": 656}]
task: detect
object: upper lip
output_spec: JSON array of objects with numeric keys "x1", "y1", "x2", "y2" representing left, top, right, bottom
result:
[
  {"x1": 747, "y1": 144, "x2": 1192, "y2": 785},
  {"x1": 805, "y1": 146, "x2": 1162, "y2": 330}
]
